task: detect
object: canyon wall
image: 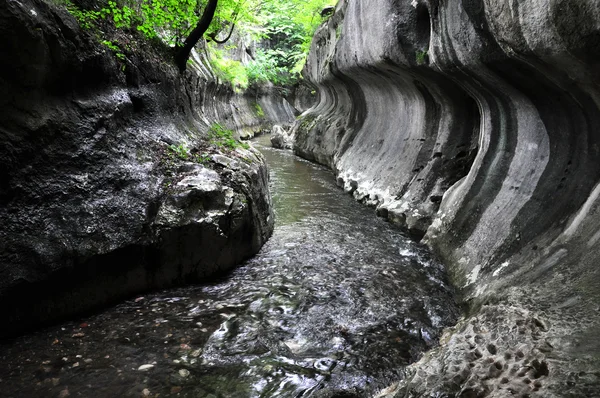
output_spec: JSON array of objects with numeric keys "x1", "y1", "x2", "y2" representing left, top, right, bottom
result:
[
  {"x1": 294, "y1": 0, "x2": 600, "y2": 396},
  {"x1": 0, "y1": 0, "x2": 296, "y2": 337}
]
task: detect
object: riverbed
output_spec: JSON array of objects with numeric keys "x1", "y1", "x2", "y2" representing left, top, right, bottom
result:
[{"x1": 0, "y1": 135, "x2": 458, "y2": 397}]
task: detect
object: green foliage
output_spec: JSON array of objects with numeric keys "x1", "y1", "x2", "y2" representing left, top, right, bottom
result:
[
  {"x1": 209, "y1": 0, "x2": 258, "y2": 39},
  {"x1": 57, "y1": 0, "x2": 337, "y2": 87},
  {"x1": 254, "y1": 102, "x2": 265, "y2": 118},
  {"x1": 208, "y1": 123, "x2": 249, "y2": 150},
  {"x1": 57, "y1": 0, "x2": 200, "y2": 45},
  {"x1": 56, "y1": 0, "x2": 102, "y2": 30},
  {"x1": 136, "y1": 0, "x2": 200, "y2": 44},
  {"x1": 195, "y1": 153, "x2": 212, "y2": 164},
  {"x1": 208, "y1": 45, "x2": 249, "y2": 90},
  {"x1": 168, "y1": 143, "x2": 212, "y2": 164},
  {"x1": 416, "y1": 49, "x2": 428, "y2": 65},
  {"x1": 243, "y1": 0, "x2": 336, "y2": 85},
  {"x1": 245, "y1": 49, "x2": 285, "y2": 84},
  {"x1": 168, "y1": 143, "x2": 190, "y2": 160},
  {"x1": 206, "y1": 0, "x2": 336, "y2": 89},
  {"x1": 102, "y1": 1, "x2": 135, "y2": 29},
  {"x1": 101, "y1": 40, "x2": 126, "y2": 60}
]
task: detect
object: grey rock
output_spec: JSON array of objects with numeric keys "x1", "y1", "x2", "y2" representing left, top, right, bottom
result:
[
  {"x1": 230, "y1": 85, "x2": 297, "y2": 140},
  {"x1": 270, "y1": 125, "x2": 293, "y2": 149},
  {"x1": 178, "y1": 369, "x2": 190, "y2": 378},
  {"x1": 294, "y1": 0, "x2": 600, "y2": 395},
  {"x1": 0, "y1": 0, "x2": 279, "y2": 337},
  {"x1": 380, "y1": 306, "x2": 552, "y2": 397}
]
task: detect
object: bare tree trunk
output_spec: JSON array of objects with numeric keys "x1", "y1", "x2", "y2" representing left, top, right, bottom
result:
[{"x1": 174, "y1": 0, "x2": 219, "y2": 73}]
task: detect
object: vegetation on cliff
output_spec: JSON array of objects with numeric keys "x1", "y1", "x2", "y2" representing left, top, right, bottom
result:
[{"x1": 55, "y1": 0, "x2": 336, "y2": 88}]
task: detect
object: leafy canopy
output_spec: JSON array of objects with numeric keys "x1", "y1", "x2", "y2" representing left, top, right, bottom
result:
[{"x1": 60, "y1": 0, "x2": 336, "y2": 85}]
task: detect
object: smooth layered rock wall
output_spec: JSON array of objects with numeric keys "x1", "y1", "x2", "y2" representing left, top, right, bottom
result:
[
  {"x1": 294, "y1": 0, "x2": 600, "y2": 395},
  {"x1": 229, "y1": 85, "x2": 297, "y2": 139},
  {"x1": 0, "y1": 0, "x2": 289, "y2": 337}
]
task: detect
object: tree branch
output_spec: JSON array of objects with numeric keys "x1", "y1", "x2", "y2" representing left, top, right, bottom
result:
[
  {"x1": 174, "y1": 0, "x2": 219, "y2": 73},
  {"x1": 209, "y1": 22, "x2": 236, "y2": 44}
]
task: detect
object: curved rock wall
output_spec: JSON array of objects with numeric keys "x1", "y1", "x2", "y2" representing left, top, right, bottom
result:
[
  {"x1": 294, "y1": 0, "x2": 600, "y2": 395},
  {"x1": 0, "y1": 0, "x2": 289, "y2": 337},
  {"x1": 229, "y1": 85, "x2": 297, "y2": 139}
]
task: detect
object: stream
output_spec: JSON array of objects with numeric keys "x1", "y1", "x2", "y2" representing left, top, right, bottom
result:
[{"x1": 0, "y1": 134, "x2": 458, "y2": 397}]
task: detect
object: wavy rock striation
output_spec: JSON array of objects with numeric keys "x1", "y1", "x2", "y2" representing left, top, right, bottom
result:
[
  {"x1": 294, "y1": 0, "x2": 600, "y2": 395},
  {"x1": 0, "y1": 0, "x2": 290, "y2": 337}
]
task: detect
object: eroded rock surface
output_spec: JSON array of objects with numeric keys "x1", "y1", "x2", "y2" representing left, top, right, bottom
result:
[
  {"x1": 294, "y1": 0, "x2": 600, "y2": 395},
  {"x1": 0, "y1": 0, "x2": 279, "y2": 337},
  {"x1": 270, "y1": 125, "x2": 293, "y2": 149}
]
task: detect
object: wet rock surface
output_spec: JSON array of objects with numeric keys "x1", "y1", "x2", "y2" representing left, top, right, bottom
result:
[
  {"x1": 0, "y1": 0, "x2": 281, "y2": 336},
  {"x1": 0, "y1": 135, "x2": 458, "y2": 397},
  {"x1": 377, "y1": 306, "x2": 555, "y2": 398},
  {"x1": 293, "y1": 0, "x2": 600, "y2": 395}
]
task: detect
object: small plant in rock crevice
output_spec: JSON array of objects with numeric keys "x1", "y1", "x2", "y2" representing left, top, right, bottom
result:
[
  {"x1": 254, "y1": 102, "x2": 265, "y2": 118},
  {"x1": 167, "y1": 143, "x2": 212, "y2": 165},
  {"x1": 208, "y1": 123, "x2": 250, "y2": 150},
  {"x1": 101, "y1": 40, "x2": 126, "y2": 61},
  {"x1": 52, "y1": 0, "x2": 101, "y2": 30},
  {"x1": 416, "y1": 49, "x2": 429, "y2": 65},
  {"x1": 168, "y1": 144, "x2": 190, "y2": 160}
]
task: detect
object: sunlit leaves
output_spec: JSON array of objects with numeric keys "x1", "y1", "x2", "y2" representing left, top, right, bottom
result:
[
  {"x1": 61, "y1": 0, "x2": 336, "y2": 86},
  {"x1": 242, "y1": 0, "x2": 336, "y2": 84},
  {"x1": 209, "y1": 45, "x2": 249, "y2": 90}
]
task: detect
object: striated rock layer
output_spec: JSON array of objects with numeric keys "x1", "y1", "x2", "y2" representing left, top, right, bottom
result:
[
  {"x1": 294, "y1": 0, "x2": 600, "y2": 395},
  {"x1": 0, "y1": 0, "x2": 286, "y2": 337}
]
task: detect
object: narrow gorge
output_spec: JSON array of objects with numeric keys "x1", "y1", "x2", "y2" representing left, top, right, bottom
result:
[{"x1": 1, "y1": 0, "x2": 599, "y2": 397}]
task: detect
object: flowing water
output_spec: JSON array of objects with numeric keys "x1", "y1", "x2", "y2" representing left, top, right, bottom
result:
[{"x1": 0, "y1": 134, "x2": 458, "y2": 397}]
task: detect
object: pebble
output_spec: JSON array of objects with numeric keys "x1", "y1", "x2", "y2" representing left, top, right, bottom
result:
[
  {"x1": 190, "y1": 349, "x2": 202, "y2": 358},
  {"x1": 138, "y1": 364, "x2": 155, "y2": 371},
  {"x1": 178, "y1": 369, "x2": 190, "y2": 378},
  {"x1": 142, "y1": 388, "x2": 151, "y2": 397}
]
